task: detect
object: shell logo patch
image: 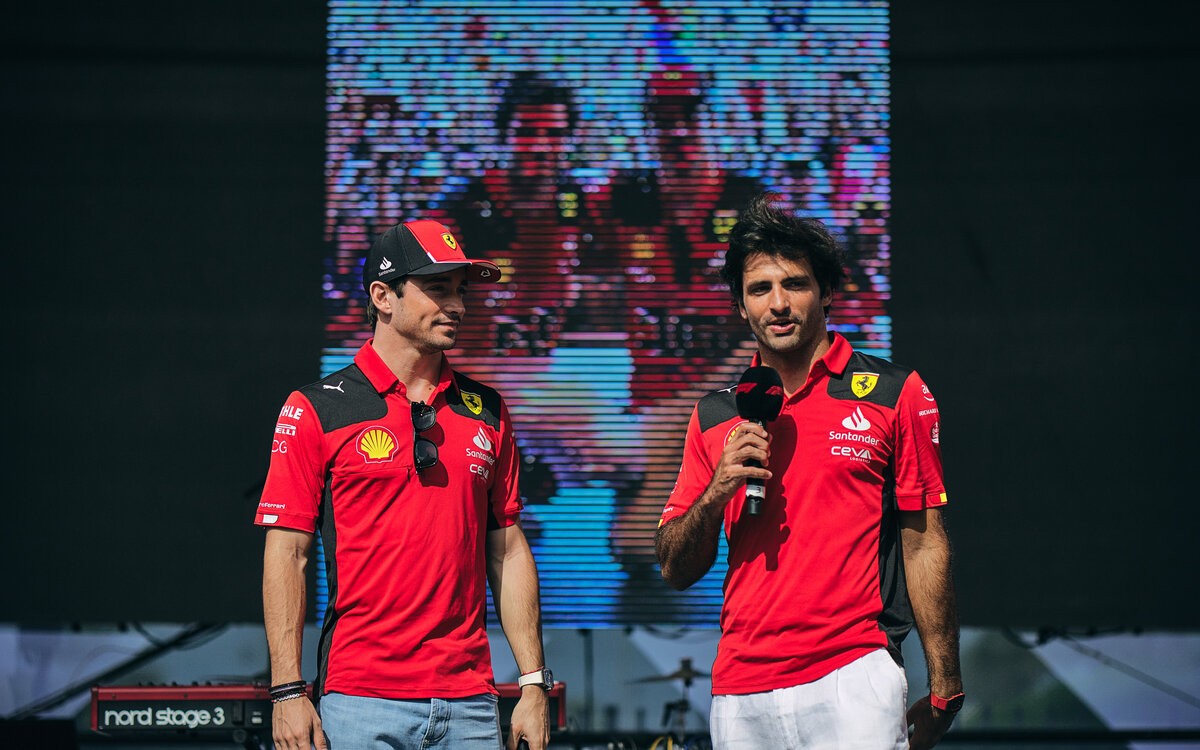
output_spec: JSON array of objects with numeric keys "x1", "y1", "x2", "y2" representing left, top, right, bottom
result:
[
  {"x1": 357, "y1": 426, "x2": 399, "y2": 463},
  {"x1": 850, "y1": 372, "x2": 879, "y2": 399},
  {"x1": 441, "y1": 232, "x2": 458, "y2": 250},
  {"x1": 462, "y1": 391, "x2": 483, "y2": 416}
]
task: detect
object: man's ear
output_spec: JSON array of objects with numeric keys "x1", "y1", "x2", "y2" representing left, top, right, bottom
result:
[{"x1": 369, "y1": 281, "x2": 395, "y2": 316}]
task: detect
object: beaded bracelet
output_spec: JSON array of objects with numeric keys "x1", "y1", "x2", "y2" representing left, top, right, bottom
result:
[{"x1": 271, "y1": 692, "x2": 307, "y2": 704}]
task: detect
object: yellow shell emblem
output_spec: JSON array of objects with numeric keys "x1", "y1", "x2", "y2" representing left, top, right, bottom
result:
[
  {"x1": 357, "y1": 426, "x2": 398, "y2": 463},
  {"x1": 850, "y1": 372, "x2": 879, "y2": 399},
  {"x1": 462, "y1": 391, "x2": 483, "y2": 416},
  {"x1": 441, "y1": 232, "x2": 458, "y2": 250}
]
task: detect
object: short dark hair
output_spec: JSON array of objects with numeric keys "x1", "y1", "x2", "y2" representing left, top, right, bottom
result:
[
  {"x1": 720, "y1": 193, "x2": 847, "y2": 315},
  {"x1": 365, "y1": 278, "x2": 404, "y2": 327}
]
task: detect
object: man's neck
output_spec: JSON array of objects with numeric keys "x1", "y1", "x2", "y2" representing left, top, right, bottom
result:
[
  {"x1": 759, "y1": 332, "x2": 833, "y2": 396},
  {"x1": 371, "y1": 328, "x2": 444, "y2": 403}
]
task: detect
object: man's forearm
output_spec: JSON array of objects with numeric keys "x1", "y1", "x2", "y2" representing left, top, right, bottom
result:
[
  {"x1": 488, "y1": 527, "x2": 545, "y2": 671},
  {"x1": 488, "y1": 525, "x2": 551, "y2": 750},
  {"x1": 263, "y1": 530, "x2": 312, "y2": 684},
  {"x1": 903, "y1": 512, "x2": 963, "y2": 696},
  {"x1": 655, "y1": 492, "x2": 726, "y2": 590},
  {"x1": 657, "y1": 419, "x2": 769, "y2": 589}
]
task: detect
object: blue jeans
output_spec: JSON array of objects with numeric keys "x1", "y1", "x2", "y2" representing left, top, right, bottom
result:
[{"x1": 319, "y1": 692, "x2": 501, "y2": 749}]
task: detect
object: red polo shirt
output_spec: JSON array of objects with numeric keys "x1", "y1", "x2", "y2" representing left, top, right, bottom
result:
[
  {"x1": 256, "y1": 340, "x2": 522, "y2": 699},
  {"x1": 660, "y1": 334, "x2": 947, "y2": 694}
]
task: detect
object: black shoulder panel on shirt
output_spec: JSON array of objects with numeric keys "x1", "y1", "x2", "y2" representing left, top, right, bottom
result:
[
  {"x1": 447, "y1": 371, "x2": 502, "y2": 429},
  {"x1": 697, "y1": 386, "x2": 739, "y2": 433},
  {"x1": 299, "y1": 365, "x2": 387, "y2": 433},
  {"x1": 826, "y1": 352, "x2": 912, "y2": 409}
]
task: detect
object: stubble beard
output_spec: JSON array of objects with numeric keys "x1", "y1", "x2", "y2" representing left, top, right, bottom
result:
[
  {"x1": 750, "y1": 314, "x2": 822, "y2": 358},
  {"x1": 427, "y1": 333, "x2": 456, "y2": 354},
  {"x1": 411, "y1": 323, "x2": 458, "y2": 355}
]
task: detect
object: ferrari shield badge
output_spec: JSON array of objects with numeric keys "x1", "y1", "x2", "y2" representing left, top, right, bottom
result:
[
  {"x1": 850, "y1": 372, "x2": 879, "y2": 399},
  {"x1": 462, "y1": 391, "x2": 483, "y2": 415}
]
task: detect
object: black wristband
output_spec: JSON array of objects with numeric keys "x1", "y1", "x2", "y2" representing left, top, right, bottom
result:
[{"x1": 268, "y1": 680, "x2": 307, "y2": 697}]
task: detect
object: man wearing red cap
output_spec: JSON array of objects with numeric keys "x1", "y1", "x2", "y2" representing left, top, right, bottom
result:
[{"x1": 256, "y1": 220, "x2": 551, "y2": 750}]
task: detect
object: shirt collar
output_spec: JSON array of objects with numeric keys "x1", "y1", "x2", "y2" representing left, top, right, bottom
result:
[
  {"x1": 820, "y1": 333, "x2": 853, "y2": 377},
  {"x1": 749, "y1": 333, "x2": 852, "y2": 390},
  {"x1": 354, "y1": 339, "x2": 457, "y2": 401}
]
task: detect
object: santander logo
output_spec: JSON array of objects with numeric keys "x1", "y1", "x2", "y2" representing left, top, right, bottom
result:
[
  {"x1": 841, "y1": 407, "x2": 871, "y2": 431},
  {"x1": 473, "y1": 427, "x2": 493, "y2": 452}
]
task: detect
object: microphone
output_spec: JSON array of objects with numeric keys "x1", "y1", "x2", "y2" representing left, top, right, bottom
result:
[{"x1": 735, "y1": 366, "x2": 784, "y2": 516}]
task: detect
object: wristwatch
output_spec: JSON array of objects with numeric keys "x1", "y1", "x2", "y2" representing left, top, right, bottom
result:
[
  {"x1": 517, "y1": 667, "x2": 554, "y2": 690},
  {"x1": 929, "y1": 691, "x2": 965, "y2": 713}
]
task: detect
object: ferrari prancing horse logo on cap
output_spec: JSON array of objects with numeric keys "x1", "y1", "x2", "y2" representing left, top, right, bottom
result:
[
  {"x1": 850, "y1": 372, "x2": 879, "y2": 399},
  {"x1": 441, "y1": 232, "x2": 458, "y2": 250}
]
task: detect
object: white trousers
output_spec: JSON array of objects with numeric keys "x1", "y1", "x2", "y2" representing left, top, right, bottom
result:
[{"x1": 709, "y1": 648, "x2": 909, "y2": 750}]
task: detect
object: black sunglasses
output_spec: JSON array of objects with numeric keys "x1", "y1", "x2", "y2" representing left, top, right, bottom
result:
[{"x1": 411, "y1": 402, "x2": 439, "y2": 471}]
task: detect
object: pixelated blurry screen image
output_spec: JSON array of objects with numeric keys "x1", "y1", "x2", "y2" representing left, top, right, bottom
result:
[{"x1": 323, "y1": 0, "x2": 891, "y2": 626}]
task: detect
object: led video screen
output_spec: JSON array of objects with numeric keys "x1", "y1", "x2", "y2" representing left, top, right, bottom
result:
[{"x1": 322, "y1": 0, "x2": 891, "y2": 625}]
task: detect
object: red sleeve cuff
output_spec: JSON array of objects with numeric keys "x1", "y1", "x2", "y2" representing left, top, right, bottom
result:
[
  {"x1": 255, "y1": 511, "x2": 316, "y2": 533},
  {"x1": 896, "y1": 490, "x2": 948, "y2": 512}
]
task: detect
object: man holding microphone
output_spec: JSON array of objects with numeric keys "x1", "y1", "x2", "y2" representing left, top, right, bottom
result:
[{"x1": 656, "y1": 194, "x2": 963, "y2": 749}]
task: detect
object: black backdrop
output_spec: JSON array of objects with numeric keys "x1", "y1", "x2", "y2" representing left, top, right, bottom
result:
[{"x1": 4, "y1": 1, "x2": 1197, "y2": 627}]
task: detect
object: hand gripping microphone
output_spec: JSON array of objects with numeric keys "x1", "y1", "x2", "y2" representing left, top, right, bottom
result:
[{"x1": 735, "y1": 366, "x2": 785, "y2": 516}]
